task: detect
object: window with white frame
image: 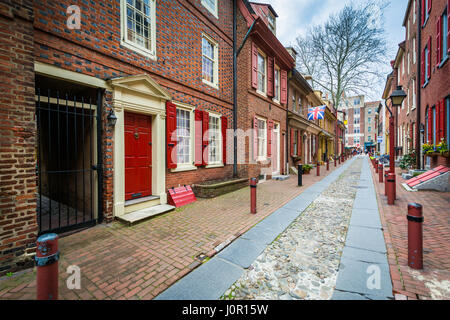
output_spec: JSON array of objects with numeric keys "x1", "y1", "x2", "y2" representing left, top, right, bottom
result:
[
  {"x1": 176, "y1": 108, "x2": 193, "y2": 165},
  {"x1": 257, "y1": 53, "x2": 266, "y2": 93},
  {"x1": 274, "y1": 67, "x2": 280, "y2": 101},
  {"x1": 208, "y1": 114, "x2": 222, "y2": 164},
  {"x1": 201, "y1": 0, "x2": 218, "y2": 17},
  {"x1": 257, "y1": 118, "x2": 267, "y2": 158},
  {"x1": 202, "y1": 35, "x2": 218, "y2": 87},
  {"x1": 440, "y1": 9, "x2": 448, "y2": 63},
  {"x1": 412, "y1": 79, "x2": 416, "y2": 109},
  {"x1": 121, "y1": 0, "x2": 156, "y2": 58},
  {"x1": 293, "y1": 130, "x2": 298, "y2": 156},
  {"x1": 413, "y1": 37, "x2": 416, "y2": 63}
]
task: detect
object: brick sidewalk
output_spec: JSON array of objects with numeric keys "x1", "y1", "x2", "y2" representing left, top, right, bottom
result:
[
  {"x1": 0, "y1": 161, "x2": 348, "y2": 300},
  {"x1": 370, "y1": 161, "x2": 450, "y2": 300}
]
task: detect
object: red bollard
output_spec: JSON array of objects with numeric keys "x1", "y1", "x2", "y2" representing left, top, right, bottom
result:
[
  {"x1": 36, "y1": 233, "x2": 59, "y2": 300},
  {"x1": 384, "y1": 170, "x2": 389, "y2": 196},
  {"x1": 338, "y1": 157, "x2": 341, "y2": 165},
  {"x1": 250, "y1": 178, "x2": 257, "y2": 214},
  {"x1": 327, "y1": 161, "x2": 329, "y2": 171},
  {"x1": 375, "y1": 160, "x2": 379, "y2": 173},
  {"x1": 334, "y1": 158, "x2": 337, "y2": 167},
  {"x1": 316, "y1": 162, "x2": 320, "y2": 176},
  {"x1": 378, "y1": 164, "x2": 384, "y2": 183},
  {"x1": 387, "y1": 173, "x2": 395, "y2": 205},
  {"x1": 407, "y1": 203, "x2": 424, "y2": 270}
]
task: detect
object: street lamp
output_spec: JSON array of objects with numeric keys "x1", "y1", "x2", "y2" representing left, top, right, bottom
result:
[{"x1": 387, "y1": 86, "x2": 407, "y2": 173}]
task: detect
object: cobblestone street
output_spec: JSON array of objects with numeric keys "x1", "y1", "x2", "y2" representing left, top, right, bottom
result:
[{"x1": 222, "y1": 159, "x2": 362, "y2": 300}]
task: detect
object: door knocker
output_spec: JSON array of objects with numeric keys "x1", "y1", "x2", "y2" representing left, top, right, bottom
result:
[{"x1": 134, "y1": 131, "x2": 139, "y2": 139}]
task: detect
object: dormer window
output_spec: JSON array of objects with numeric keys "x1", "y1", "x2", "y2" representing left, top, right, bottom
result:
[{"x1": 268, "y1": 13, "x2": 276, "y2": 34}]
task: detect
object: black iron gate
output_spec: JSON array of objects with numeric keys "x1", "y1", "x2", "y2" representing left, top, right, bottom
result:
[{"x1": 36, "y1": 86, "x2": 103, "y2": 235}]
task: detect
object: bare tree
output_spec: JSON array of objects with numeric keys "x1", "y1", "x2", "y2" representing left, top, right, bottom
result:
[{"x1": 294, "y1": 1, "x2": 389, "y2": 108}]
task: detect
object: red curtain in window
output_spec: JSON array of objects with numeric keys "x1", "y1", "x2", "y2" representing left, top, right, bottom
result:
[
  {"x1": 221, "y1": 116, "x2": 227, "y2": 165},
  {"x1": 194, "y1": 110, "x2": 203, "y2": 166},
  {"x1": 251, "y1": 42, "x2": 258, "y2": 89},
  {"x1": 166, "y1": 101, "x2": 177, "y2": 169}
]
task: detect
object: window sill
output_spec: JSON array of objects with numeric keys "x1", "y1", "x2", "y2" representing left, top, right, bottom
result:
[
  {"x1": 202, "y1": 79, "x2": 219, "y2": 90},
  {"x1": 256, "y1": 90, "x2": 267, "y2": 98},
  {"x1": 205, "y1": 163, "x2": 224, "y2": 169},
  {"x1": 256, "y1": 156, "x2": 267, "y2": 162},
  {"x1": 438, "y1": 56, "x2": 449, "y2": 69},
  {"x1": 120, "y1": 39, "x2": 157, "y2": 61},
  {"x1": 170, "y1": 165, "x2": 198, "y2": 173}
]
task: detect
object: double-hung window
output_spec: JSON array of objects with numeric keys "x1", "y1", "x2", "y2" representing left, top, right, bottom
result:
[
  {"x1": 257, "y1": 53, "x2": 266, "y2": 94},
  {"x1": 424, "y1": 45, "x2": 429, "y2": 83},
  {"x1": 274, "y1": 67, "x2": 280, "y2": 102},
  {"x1": 208, "y1": 114, "x2": 222, "y2": 165},
  {"x1": 257, "y1": 118, "x2": 267, "y2": 159},
  {"x1": 202, "y1": 35, "x2": 218, "y2": 88},
  {"x1": 438, "y1": 9, "x2": 448, "y2": 66},
  {"x1": 201, "y1": 0, "x2": 218, "y2": 18},
  {"x1": 121, "y1": 0, "x2": 156, "y2": 59},
  {"x1": 173, "y1": 103, "x2": 196, "y2": 171}
]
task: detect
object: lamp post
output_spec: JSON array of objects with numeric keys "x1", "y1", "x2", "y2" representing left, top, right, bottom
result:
[{"x1": 388, "y1": 86, "x2": 407, "y2": 173}]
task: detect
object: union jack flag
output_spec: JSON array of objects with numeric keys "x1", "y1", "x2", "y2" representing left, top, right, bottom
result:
[{"x1": 307, "y1": 105, "x2": 326, "y2": 121}]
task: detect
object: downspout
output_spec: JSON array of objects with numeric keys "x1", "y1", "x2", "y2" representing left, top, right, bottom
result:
[
  {"x1": 416, "y1": 0, "x2": 422, "y2": 169},
  {"x1": 233, "y1": 0, "x2": 237, "y2": 177}
]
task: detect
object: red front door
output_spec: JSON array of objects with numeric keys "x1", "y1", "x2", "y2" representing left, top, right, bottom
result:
[{"x1": 125, "y1": 112, "x2": 152, "y2": 201}]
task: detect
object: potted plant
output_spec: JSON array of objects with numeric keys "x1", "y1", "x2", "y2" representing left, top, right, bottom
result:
[
  {"x1": 422, "y1": 142, "x2": 437, "y2": 156},
  {"x1": 302, "y1": 164, "x2": 312, "y2": 174},
  {"x1": 399, "y1": 152, "x2": 416, "y2": 173},
  {"x1": 436, "y1": 139, "x2": 449, "y2": 157}
]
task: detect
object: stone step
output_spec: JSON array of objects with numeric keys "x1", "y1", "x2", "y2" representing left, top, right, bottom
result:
[
  {"x1": 272, "y1": 175, "x2": 290, "y2": 181},
  {"x1": 117, "y1": 204, "x2": 175, "y2": 226}
]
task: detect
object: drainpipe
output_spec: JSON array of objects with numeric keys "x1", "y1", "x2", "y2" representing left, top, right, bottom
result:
[
  {"x1": 416, "y1": 0, "x2": 422, "y2": 169},
  {"x1": 233, "y1": 0, "x2": 237, "y2": 177},
  {"x1": 286, "y1": 73, "x2": 290, "y2": 175}
]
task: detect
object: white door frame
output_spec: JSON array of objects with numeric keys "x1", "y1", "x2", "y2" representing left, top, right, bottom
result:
[{"x1": 272, "y1": 122, "x2": 280, "y2": 175}]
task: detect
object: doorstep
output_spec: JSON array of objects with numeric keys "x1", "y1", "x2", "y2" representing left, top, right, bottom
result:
[{"x1": 117, "y1": 204, "x2": 175, "y2": 226}]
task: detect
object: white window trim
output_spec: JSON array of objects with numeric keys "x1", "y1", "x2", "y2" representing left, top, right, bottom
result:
[
  {"x1": 201, "y1": 0, "x2": 218, "y2": 19},
  {"x1": 256, "y1": 49, "x2": 267, "y2": 96},
  {"x1": 256, "y1": 116, "x2": 267, "y2": 161},
  {"x1": 171, "y1": 101, "x2": 197, "y2": 173},
  {"x1": 120, "y1": 0, "x2": 157, "y2": 60},
  {"x1": 207, "y1": 112, "x2": 222, "y2": 166},
  {"x1": 202, "y1": 33, "x2": 219, "y2": 89}
]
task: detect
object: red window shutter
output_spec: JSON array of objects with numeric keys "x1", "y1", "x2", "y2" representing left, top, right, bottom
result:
[
  {"x1": 194, "y1": 110, "x2": 203, "y2": 166},
  {"x1": 439, "y1": 100, "x2": 445, "y2": 141},
  {"x1": 436, "y1": 16, "x2": 441, "y2": 67},
  {"x1": 280, "y1": 70, "x2": 287, "y2": 104},
  {"x1": 221, "y1": 116, "x2": 227, "y2": 165},
  {"x1": 428, "y1": 0, "x2": 432, "y2": 14},
  {"x1": 421, "y1": 0, "x2": 425, "y2": 25},
  {"x1": 443, "y1": 99, "x2": 448, "y2": 140},
  {"x1": 251, "y1": 42, "x2": 258, "y2": 89},
  {"x1": 202, "y1": 111, "x2": 209, "y2": 166},
  {"x1": 297, "y1": 130, "x2": 301, "y2": 158},
  {"x1": 427, "y1": 37, "x2": 431, "y2": 80},
  {"x1": 448, "y1": 0, "x2": 450, "y2": 54},
  {"x1": 267, "y1": 120, "x2": 273, "y2": 157},
  {"x1": 290, "y1": 128, "x2": 294, "y2": 157},
  {"x1": 428, "y1": 107, "x2": 433, "y2": 142},
  {"x1": 421, "y1": 48, "x2": 425, "y2": 85},
  {"x1": 253, "y1": 116, "x2": 259, "y2": 160},
  {"x1": 267, "y1": 57, "x2": 274, "y2": 97},
  {"x1": 166, "y1": 101, "x2": 177, "y2": 169}
]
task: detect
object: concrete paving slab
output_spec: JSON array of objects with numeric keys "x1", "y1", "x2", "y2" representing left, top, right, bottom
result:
[
  {"x1": 217, "y1": 238, "x2": 268, "y2": 269},
  {"x1": 240, "y1": 225, "x2": 278, "y2": 245},
  {"x1": 345, "y1": 225, "x2": 387, "y2": 253},
  {"x1": 341, "y1": 246, "x2": 388, "y2": 264},
  {"x1": 155, "y1": 257, "x2": 244, "y2": 300},
  {"x1": 335, "y1": 257, "x2": 393, "y2": 299},
  {"x1": 332, "y1": 290, "x2": 369, "y2": 300},
  {"x1": 349, "y1": 211, "x2": 382, "y2": 229}
]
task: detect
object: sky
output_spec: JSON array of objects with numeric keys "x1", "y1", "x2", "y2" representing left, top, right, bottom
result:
[{"x1": 250, "y1": 0, "x2": 409, "y2": 101}]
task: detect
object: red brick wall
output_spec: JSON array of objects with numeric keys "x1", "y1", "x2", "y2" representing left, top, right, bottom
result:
[
  {"x1": 419, "y1": 0, "x2": 450, "y2": 143},
  {"x1": 33, "y1": 0, "x2": 236, "y2": 189},
  {"x1": 236, "y1": 9, "x2": 288, "y2": 180},
  {"x1": 0, "y1": 0, "x2": 37, "y2": 276}
]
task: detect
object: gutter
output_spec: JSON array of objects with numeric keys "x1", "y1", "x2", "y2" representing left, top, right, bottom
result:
[
  {"x1": 416, "y1": 0, "x2": 422, "y2": 170},
  {"x1": 233, "y1": 0, "x2": 238, "y2": 177},
  {"x1": 237, "y1": 19, "x2": 256, "y2": 57}
]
